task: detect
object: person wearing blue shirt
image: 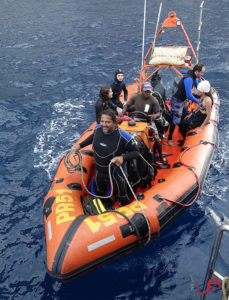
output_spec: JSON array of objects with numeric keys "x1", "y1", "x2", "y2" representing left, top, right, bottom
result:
[{"x1": 167, "y1": 63, "x2": 206, "y2": 146}]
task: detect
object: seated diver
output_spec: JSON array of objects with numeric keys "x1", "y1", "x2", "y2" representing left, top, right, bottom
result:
[
  {"x1": 122, "y1": 82, "x2": 168, "y2": 164},
  {"x1": 95, "y1": 86, "x2": 122, "y2": 123},
  {"x1": 179, "y1": 80, "x2": 213, "y2": 142},
  {"x1": 73, "y1": 109, "x2": 140, "y2": 207}
]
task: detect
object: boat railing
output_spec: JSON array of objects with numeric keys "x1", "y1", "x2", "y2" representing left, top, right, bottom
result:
[{"x1": 200, "y1": 224, "x2": 229, "y2": 300}]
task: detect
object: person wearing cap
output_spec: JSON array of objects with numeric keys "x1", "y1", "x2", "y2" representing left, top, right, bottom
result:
[
  {"x1": 110, "y1": 69, "x2": 128, "y2": 109},
  {"x1": 179, "y1": 80, "x2": 213, "y2": 141},
  {"x1": 122, "y1": 82, "x2": 167, "y2": 163},
  {"x1": 167, "y1": 63, "x2": 206, "y2": 146}
]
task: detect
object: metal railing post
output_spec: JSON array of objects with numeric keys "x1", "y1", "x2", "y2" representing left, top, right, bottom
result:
[{"x1": 201, "y1": 224, "x2": 229, "y2": 300}]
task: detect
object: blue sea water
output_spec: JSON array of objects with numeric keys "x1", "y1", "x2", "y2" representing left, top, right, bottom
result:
[{"x1": 0, "y1": 0, "x2": 229, "y2": 299}]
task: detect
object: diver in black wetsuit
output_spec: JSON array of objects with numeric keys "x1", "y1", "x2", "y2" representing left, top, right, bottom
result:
[
  {"x1": 110, "y1": 69, "x2": 128, "y2": 109},
  {"x1": 74, "y1": 109, "x2": 139, "y2": 206},
  {"x1": 151, "y1": 72, "x2": 166, "y2": 105},
  {"x1": 167, "y1": 63, "x2": 205, "y2": 146},
  {"x1": 95, "y1": 86, "x2": 122, "y2": 123}
]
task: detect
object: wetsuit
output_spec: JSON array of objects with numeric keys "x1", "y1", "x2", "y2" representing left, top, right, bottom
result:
[
  {"x1": 179, "y1": 98, "x2": 210, "y2": 139},
  {"x1": 151, "y1": 77, "x2": 166, "y2": 103},
  {"x1": 168, "y1": 70, "x2": 200, "y2": 140},
  {"x1": 95, "y1": 96, "x2": 117, "y2": 123},
  {"x1": 110, "y1": 81, "x2": 128, "y2": 109},
  {"x1": 79, "y1": 125, "x2": 139, "y2": 205}
]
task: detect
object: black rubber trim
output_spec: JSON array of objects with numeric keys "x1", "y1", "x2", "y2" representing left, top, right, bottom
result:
[
  {"x1": 67, "y1": 183, "x2": 82, "y2": 190},
  {"x1": 157, "y1": 201, "x2": 169, "y2": 214},
  {"x1": 200, "y1": 140, "x2": 212, "y2": 145},
  {"x1": 181, "y1": 147, "x2": 189, "y2": 152},
  {"x1": 75, "y1": 166, "x2": 87, "y2": 173},
  {"x1": 173, "y1": 162, "x2": 183, "y2": 168},
  {"x1": 156, "y1": 163, "x2": 170, "y2": 170},
  {"x1": 52, "y1": 215, "x2": 87, "y2": 274},
  {"x1": 110, "y1": 210, "x2": 142, "y2": 245},
  {"x1": 158, "y1": 179, "x2": 165, "y2": 183},
  {"x1": 187, "y1": 131, "x2": 197, "y2": 136},
  {"x1": 56, "y1": 178, "x2": 64, "y2": 183},
  {"x1": 43, "y1": 197, "x2": 55, "y2": 219},
  {"x1": 157, "y1": 182, "x2": 199, "y2": 232},
  {"x1": 81, "y1": 150, "x2": 94, "y2": 157},
  {"x1": 153, "y1": 194, "x2": 164, "y2": 202}
]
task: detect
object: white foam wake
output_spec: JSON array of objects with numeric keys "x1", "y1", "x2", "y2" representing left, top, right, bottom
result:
[{"x1": 33, "y1": 98, "x2": 83, "y2": 179}]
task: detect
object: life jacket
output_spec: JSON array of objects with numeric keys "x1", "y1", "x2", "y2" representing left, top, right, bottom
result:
[{"x1": 173, "y1": 70, "x2": 196, "y2": 101}]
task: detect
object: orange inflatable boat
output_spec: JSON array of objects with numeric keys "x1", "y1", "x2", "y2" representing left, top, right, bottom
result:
[{"x1": 43, "y1": 11, "x2": 220, "y2": 281}]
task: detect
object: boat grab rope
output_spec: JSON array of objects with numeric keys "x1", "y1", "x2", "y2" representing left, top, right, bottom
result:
[
  {"x1": 63, "y1": 148, "x2": 152, "y2": 246},
  {"x1": 63, "y1": 148, "x2": 114, "y2": 199},
  {"x1": 162, "y1": 107, "x2": 219, "y2": 207},
  {"x1": 164, "y1": 137, "x2": 219, "y2": 207}
]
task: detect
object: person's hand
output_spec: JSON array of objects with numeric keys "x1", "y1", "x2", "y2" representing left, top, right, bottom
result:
[
  {"x1": 184, "y1": 113, "x2": 192, "y2": 120},
  {"x1": 111, "y1": 156, "x2": 124, "y2": 167},
  {"x1": 149, "y1": 114, "x2": 157, "y2": 122},
  {"x1": 116, "y1": 107, "x2": 123, "y2": 117}
]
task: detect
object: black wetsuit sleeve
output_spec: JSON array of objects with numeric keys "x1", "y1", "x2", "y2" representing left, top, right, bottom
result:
[
  {"x1": 79, "y1": 133, "x2": 94, "y2": 148},
  {"x1": 122, "y1": 83, "x2": 128, "y2": 101},
  {"x1": 95, "y1": 98, "x2": 102, "y2": 123},
  {"x1": 108, "y1": 99, "x2": 117, "y2": 109},
  {"x1": 122, "y1": 139, "x2": 139, "y2": 161}
]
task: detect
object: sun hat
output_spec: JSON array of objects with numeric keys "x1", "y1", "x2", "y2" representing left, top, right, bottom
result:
[
  {"x1": 142, "y1": 82, "x2": 153, "y2": 92},
  {"x1": 197, "y1": 80, "x2": 211, "y2": 93}
]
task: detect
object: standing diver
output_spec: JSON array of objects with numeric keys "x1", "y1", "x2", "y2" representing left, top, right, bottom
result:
[
  {"x1": 167, "y1": 63, "x2": 206, "y2": 146},
  {"x1": 110, "y1": 69, "x2": 128, "y2": 109}
]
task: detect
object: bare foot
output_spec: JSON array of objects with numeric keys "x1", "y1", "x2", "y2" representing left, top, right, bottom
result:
[{"x1": 167, "y1": 140, "x2": 174, "y2": 146}]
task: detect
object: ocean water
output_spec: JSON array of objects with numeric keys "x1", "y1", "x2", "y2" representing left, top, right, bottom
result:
[{"x1": 0, "y1": 0, "x2": 229, "y2": 299}]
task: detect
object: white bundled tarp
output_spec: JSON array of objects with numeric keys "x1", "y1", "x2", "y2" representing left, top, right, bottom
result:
[{"x1": 149, "y1": 47, "x2": 188, "y2": 66}]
